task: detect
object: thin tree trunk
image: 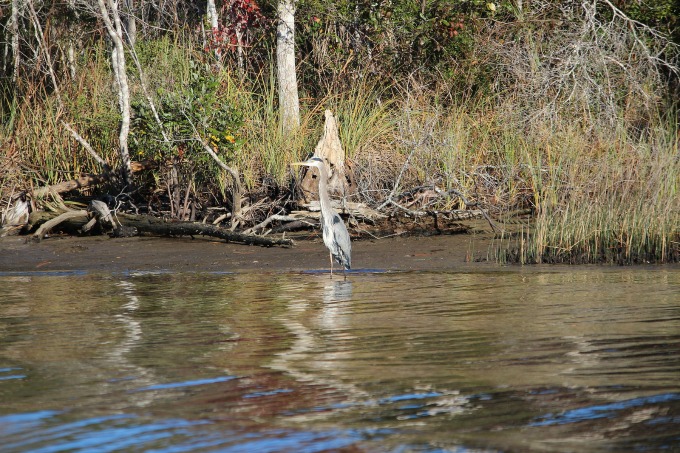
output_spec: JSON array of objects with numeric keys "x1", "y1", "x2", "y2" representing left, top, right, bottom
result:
[
  {"x1": 122, "y1": 0, "x2": 136, "y2": 46},
  {"x1": 128, "y1": 45, "x2": 171, "y2": 146},
  {"x1": 235, "y1": 29, "x2": 244, "y2": 77},
  {"x1": 206, "y1": 0, "x2": 219, "y2": 30},
  {"x1": 11, "y1": 0, "x2": 20, "y2": 82},
  {"x1": 66, "y1": 0, "x2": 78, "y2": 79},
  {"x1": 67, "y1": 40, "x2": 76, "y2": 79},
  {"x1": 276, "y1": 0, "x2": 299, "y2": 134},
  {"x1": 27, "y1": 0, "x2": 62, "y2": 105},
  {"x1": 185, "y1": 110, "x2": 242, "y2": 227},
  {"x1": 206, "y1": 0, "x2": 221, "y2": 60},
  {"x1": 98, "y1": 0, "x2": 132, "y2": 185}
]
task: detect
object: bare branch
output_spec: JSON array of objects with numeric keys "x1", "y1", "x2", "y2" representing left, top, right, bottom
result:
[{"x1": 61, "y1": 121, "x2": 111, "y2": 171}]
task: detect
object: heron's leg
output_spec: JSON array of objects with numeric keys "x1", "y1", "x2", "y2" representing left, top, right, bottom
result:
[{"x1": 329, "y1": 251, "x2": 334, "y2": 278}]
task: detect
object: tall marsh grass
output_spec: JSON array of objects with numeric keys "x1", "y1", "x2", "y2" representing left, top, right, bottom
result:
[
  {"x1": 1, "y1": 33, "x2": 677, "y2": 264},
  {"x1": 519, "y1": 124, "x2": 679, "y2": 264}
]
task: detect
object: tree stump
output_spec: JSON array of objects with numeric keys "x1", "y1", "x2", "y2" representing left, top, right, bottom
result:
[{"x1": 299, "y1": 110, "x2": 357, "y2": 202}]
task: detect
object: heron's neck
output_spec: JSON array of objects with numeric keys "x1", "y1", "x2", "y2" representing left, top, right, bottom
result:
[{"x1": 317, "y1": 166, "x2": 332, "y2": 210}]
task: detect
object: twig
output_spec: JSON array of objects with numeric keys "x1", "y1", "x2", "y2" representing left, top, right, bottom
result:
[
  {"x1": 244, "y1": 213, "x2": 315, "y2": 235},
  {"x1": 433, "y1": 186, "x2": 501, "y2": 233},
  {"x1": 127, "y1": 45, "x2": 172, "y2": 146},
  {"x1": 61, "y1": 122, "x2": 111, "y2": 172},
  {"x1": 184, "y1": 113, "x2": 243, "y2": 225},
  {"x1": 377, "y1": 112, "x2": 438, "y2": 210}
]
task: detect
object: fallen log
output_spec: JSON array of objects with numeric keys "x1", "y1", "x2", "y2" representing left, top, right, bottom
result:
[
  {"x1": 27, "y1": 210, "x2": 293, "y2": 247},
  {"x1": 116, "y1": 213, "x2": 293, "y2": 247}
]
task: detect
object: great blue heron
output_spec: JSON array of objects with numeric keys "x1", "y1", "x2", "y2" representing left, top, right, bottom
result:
[{"x1": 292, "y1": 156, "x2": 351, "y2": 278}]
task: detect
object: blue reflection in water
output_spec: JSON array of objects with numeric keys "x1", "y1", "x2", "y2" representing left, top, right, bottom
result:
[
  {"x1": 0, "y1": 409, "x2": 390, "y2": 453},
  {"x1": 132, "y1": 375, "x2": 237, "y2": 392},
  {"x1": 378, "y1": 392, "x2": 444, "y2": 404},
  {"x1": 243, "y1": 388, "x2": 293, "y2": 399},
  {"x1": 0, "y1": 410, "x2": 62, "y2": 437},
  {"x1": 0, "y1": 367, "x2": 26, "y2": 381},
  {"x1": 0, "y1": 374, "x2": 26, "y2": 381},
  {"x1": 530, "y1": 392, "x2": 680, "y2": 426},
  {"x1": 2, "y1": 413, "x2": 211, "y2": 453}
]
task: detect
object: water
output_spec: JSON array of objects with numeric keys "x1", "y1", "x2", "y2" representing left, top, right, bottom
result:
[{"x1": 1, "y1": 268, "x2": 679, "y2": 452}]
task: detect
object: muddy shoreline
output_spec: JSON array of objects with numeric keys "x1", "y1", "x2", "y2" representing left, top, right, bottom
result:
[
  {"x1": 0, "y1": 233, "x2": 503, "y2": 274},
  {"x1": 3, "y1": 233, "x2": 677, "y2": 274}
]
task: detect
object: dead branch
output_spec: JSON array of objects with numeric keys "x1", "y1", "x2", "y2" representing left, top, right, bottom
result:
[
  {"x1": 432, "y1": 186, "x2": 502, "y2": 233},
  {"x1": 33, "y1": 210, "x2": 88, "y2": 241},
  {"x1": 244, "y1": 214, "x2": 316, "y2": 235},
  {"x1": 32, "y1": 174, "x2": 111, "y2": 198},
  {"x1": 185, "y1": 114, "x2": 242, "y2": 225},
  {"x1": 302, "y1": 200, "x2": 385, "y2": 221},
  {"x1": 61, "y1": 122, "x2": 111, "y2": 171},
  {"x1": 115, "y1": 213, "x2": 292, "y2": 246},
  {"x1": 377, "y1": 111, "x2": 438, "y2": 210}
]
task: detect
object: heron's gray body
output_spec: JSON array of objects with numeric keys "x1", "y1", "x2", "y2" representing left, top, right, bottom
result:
[
  {"x1": 321, "y1": 209, "x2": 351, "y2": 270},
  {"x1": 294, "y1": 156, "x2": 351, "y2": 274}
]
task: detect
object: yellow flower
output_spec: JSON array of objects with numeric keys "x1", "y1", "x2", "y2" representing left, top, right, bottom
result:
[
  {"x1": 487, "y1": 2, "x2": 496, "y2": 12},
  {"x1": 225, "y1": 134, "x2": 236, "y2": 144}
]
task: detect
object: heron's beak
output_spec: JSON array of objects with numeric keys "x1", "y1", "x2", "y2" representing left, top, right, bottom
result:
[{"x1": 291, "y1": 162, "x2": 308, "y2": 167}]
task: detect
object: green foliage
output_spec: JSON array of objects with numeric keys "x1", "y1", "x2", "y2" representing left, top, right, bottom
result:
[
  {"x1": 618, "y1": 0, "x2": 680, "y2": 43},
  {"x1": 130, "y1": 61, "x2": 243, "y2": 170},
  {"x1": 294, "y1": 0, "x2": 504, "y2": 93}
]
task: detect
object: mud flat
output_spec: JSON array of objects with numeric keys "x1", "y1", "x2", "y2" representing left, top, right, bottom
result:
[{"x1": 0, "y1": 233, "x2": 499, "y2": 274}]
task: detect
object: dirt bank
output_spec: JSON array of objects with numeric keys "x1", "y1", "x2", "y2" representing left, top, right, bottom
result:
[{"x1": 0, "y1": 233, "x2": 498, "y2": 274}]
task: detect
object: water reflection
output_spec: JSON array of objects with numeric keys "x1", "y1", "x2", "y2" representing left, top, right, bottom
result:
[
  {"x1": 270, "y1": 277, "x2": 371, "y2": 412},
  {"x1": 0, "y1": 268, "x2": 679, "y2": 452}
]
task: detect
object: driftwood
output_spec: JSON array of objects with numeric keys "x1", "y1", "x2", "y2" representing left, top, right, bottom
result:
[
  {"x1": 32, "y1": 173, "x2": 111, "y2": 198},
  {"x1": 116, "y1": 213, "x2": 292, "y2": 247},
  {"x1": 301, "y1": 200, "x2": 385, "y2": 221},
  {"x1": 33, "y1": 210, "x2": 88, "y2": 241},
  {"x1": 27, "y1": 210, "x2": 293, "y2": 247},
  {"x1": 244, "y1": 214, "x2": 317, "y2": 235},
  {"x1": 243, "y1": 201, "x2": 384, "y2": 236},
  {"x1": 29, "y1": 160, "x2": 158, "y2": 199}
]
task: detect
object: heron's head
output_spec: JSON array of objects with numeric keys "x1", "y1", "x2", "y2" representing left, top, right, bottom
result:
[{"x1": 291, "y1": 156, "x2": 324, "y2": 170}]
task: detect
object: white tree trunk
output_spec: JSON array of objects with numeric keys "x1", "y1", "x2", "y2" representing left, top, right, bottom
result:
[
  {"x1": 27, "y1": 0, "x2": 62, "y2": 105},
  {"x1": 276, "y1": 0, "x2": 300, "y2": 134},
  {"x1": 235, "y1": 28, "x2": 244, "y2": 77},
  {"x1": 122, "y1": 0, "x2": 136, "y2": 46},
  {"x1": 205, "y1": 0, "x2": 221, "y2": 61},
  {"x1": 67, "y1": 0, "x2": 78, "y2": 79},
  {"x1": 98, "y1": 0, "x2": 132, "y2": 184},
  {"x1": 206, "y1": 0, "x2": 219, "y2": 30},
  {"x1": 10, "y1": 0, "x2": 20, "y2": 82}
]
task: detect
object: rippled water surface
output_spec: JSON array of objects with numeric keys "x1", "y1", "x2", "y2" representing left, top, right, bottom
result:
[{"x1": 1, "y1": 267, "x2": 679, "y2": 452}]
